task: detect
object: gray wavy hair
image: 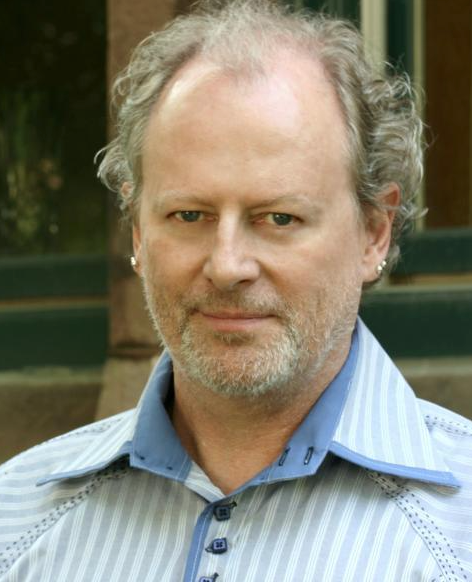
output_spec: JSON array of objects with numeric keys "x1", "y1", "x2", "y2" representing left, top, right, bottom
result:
[{"x1": 97, "y1": 0, "x2": 424, "y2": 269}]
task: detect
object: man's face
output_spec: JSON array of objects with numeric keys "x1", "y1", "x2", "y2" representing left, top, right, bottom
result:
[{"x1": 134, "y1": 55, "x2": 377, "y2": 398}]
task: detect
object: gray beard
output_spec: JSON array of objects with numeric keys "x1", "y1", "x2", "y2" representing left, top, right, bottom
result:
[
  {"x1": 142, "y1": 279, "x2": 358, "y2": 401},
  {"x1": 180, "y1": 318, "x2": 309, "y2": 399}
]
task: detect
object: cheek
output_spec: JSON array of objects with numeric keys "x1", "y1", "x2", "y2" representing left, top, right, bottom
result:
[
  {"x1": 141, "y1": 232, "x2": 204, "y2": 293},
  {"x1": 279, "y1": 234, "x2": 363, "y2": 296}
]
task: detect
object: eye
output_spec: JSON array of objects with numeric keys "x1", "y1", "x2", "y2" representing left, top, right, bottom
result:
[
  {"x1": 174, "y1": 210, "x2": 203, "y2": 222},
  {"x1": 265, "y1": 213, "x2": 296, "y2": 226}
]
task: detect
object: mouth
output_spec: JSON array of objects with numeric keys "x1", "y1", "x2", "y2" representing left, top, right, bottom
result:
[
  {"x1": 201, "y1": 310, "x2": 270, "y2": 319},
  {"x1": 196, "y1": 310, "x2": 275, "y2": 332}
]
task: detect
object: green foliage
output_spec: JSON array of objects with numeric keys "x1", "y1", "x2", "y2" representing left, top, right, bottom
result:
[
  {"x1": 0, "y1": 90, "x2": 65, "y2": 254},
  {"x1": 0, "y1": 0, "x2": 107, "y2": 256}
]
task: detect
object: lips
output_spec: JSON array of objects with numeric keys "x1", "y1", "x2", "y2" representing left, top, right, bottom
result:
[
  {"x1": 196, "y1": 309, "x2": 274, "y2": 333},
  {"x1": 200, "y1": 311, "x2": 269, "y2": 319}
]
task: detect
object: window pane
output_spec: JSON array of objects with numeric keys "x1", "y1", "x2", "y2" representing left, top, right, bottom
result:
[{"x1": 0, "y1": 0, "x2": 106, "y2": 256}]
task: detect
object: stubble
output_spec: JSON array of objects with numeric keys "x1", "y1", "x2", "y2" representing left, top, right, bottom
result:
[{"x1": 141, "y1": 265, "x2": 360, "y2": 400}]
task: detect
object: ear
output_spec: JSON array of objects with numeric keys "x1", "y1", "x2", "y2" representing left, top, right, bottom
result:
[
  {"x1": 132, "y1": 223, "x2": 142, "y2": 277},
  {"x1": 121, "y1": 181, "x2": 142, "y2": 276},
  {"x1": 121, "y1": 180, "x2": 135, "y2": 211},
  {"x1": 361, "y1": 183, "x2": 400, "y2": 284}
]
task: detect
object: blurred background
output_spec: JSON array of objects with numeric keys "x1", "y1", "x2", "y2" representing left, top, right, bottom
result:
[{"x1": 1, "y1": 0, "x2": 471, "y2": 462}]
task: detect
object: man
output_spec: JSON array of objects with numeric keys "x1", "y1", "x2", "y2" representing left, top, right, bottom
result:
[{"x1": 1, "y1": 1, "x2": 471, "y2": 580}]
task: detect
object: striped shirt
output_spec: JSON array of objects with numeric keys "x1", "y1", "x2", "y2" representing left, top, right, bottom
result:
[{"x1": 1, "y1": 319, "x2": 472, "y2": 581}]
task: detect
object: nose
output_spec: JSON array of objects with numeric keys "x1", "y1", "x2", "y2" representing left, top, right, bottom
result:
[{"x1": 202, "y1": 218, "x2": 260, "y2": 291}]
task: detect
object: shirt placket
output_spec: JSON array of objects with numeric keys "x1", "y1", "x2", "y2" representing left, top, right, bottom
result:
[{"x1": 185, "y1": 498, "x2": 238, "y2": 582}]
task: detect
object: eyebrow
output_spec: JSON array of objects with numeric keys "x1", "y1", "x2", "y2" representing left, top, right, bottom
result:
[
  {"x1": 250, "y1": 193, "x2": 313, "y2": 208},
  {"x1": 151, "y1": 191, "x2": 211, "y2": 212},
  {"x1": 152, "y1": 190, "x2": 314, "y2": 210}
]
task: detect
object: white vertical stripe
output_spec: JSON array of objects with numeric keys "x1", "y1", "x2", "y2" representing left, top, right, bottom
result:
[
  {"x1": 279, "y1": 479, "x2": 325, "y2": 582},
  {"x1": 242, "y1": 485, "x2": 285, "y2": 582},
  {"x1": 341, "y1": 480, "x2": 382, "y2": 581},
  {"x1": 360, "y1": 500, "x2": 396, "y2": 580},
  {"x1": 378, "y1": 358, "x2": 395, "y2": 462},
  {"x1": 92, "y1": 474, "x2": 136, "y2": 580},
  {"x1": 53, "y1": 493, "x2": 90, "y2": 581},
  {"x1": 263, "y1": 479, "x2": 306, "y2": 582},
  {"x1": 300, "y1": 462, "x2": 352, "y2": 582},
  {"x1": 69, "y1": 474, "x2": 116, "y2": 582},
  {"x1": 317, "y1": 469, "x2": 366, "y2": 581}
]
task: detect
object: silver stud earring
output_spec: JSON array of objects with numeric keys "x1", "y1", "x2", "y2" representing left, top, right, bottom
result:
[
  {"x1": 130, "y1": 256, "x2": 137, "y2": 268},
  {"x1": 376, "y1": 259, "x2": 387, "y2": 276}
]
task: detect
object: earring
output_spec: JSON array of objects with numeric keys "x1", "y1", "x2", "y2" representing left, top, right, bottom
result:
[
  {"x1": 130, "y1": 256, "x2": 137, "y2": 268},
  {"x1": 376, "y1": 259, "x2": 387, "y2": 276}
]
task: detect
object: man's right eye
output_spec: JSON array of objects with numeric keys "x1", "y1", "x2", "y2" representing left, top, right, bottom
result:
[{"x1": 174, "y1": 211, "x2": 203, "y2": 222}]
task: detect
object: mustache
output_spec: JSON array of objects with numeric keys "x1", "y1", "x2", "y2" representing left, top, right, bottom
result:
[{"x1": 180, "y1": 290, "x2": 292, "y2": 318}]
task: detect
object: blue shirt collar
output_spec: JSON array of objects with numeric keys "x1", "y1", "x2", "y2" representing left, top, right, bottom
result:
[
  {"x1": 129, "y1": 353, "x2": 191, "y2": 481},
  {"x1": 37, "y1": 319, "x2": 459, "y2": 488},
  {"x1": 125, "y1": 324, "x2": 359, "y2": 491},
  {"x1": 331, "y1": 319, "x2": 460, "y2": 487}
]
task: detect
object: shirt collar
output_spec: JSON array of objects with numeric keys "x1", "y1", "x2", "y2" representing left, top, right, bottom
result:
[
  {"x1": 330, "y1": 319, "x2": 460, "y2": 487},
  {"x1": 38, "y1": 318, "x2": 459, "y2": 489}
]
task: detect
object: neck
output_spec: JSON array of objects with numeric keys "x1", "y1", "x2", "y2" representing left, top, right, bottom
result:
[{"x1": 171, "y1": 339, "x2": 351, "y2": 494}]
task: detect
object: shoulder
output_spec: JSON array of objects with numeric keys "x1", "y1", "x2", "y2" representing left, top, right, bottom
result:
[
  {"x1": 0, "y1": 411, "x2": 134, "y2": 578},
  {"x1": 367, "y1": 399, "x2": 472, "y2": 575},
  {"x1": 0, "y1": 409, "x2": 133, "y2": 482},
  {"x1": 419, "y1": 398, "x2": 472, "y2": 449},
  {"x1": 419, "y1": 398, "x2": 472, "y2": 482}
]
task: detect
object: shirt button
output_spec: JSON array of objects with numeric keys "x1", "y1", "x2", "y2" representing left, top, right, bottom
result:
[
  {"x1": 213, "y1": 502, "x2": 235, "y2": 521},
  {"x1": 206, "y1": 537, "x2": 228, "y2": 554},
  {"x1": 199, "y1": 576, "x2": 218, "y2": 582}
]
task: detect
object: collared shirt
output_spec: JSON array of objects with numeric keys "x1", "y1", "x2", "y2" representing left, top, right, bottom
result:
[{"x1": 1, "y1": 319, "x2": 471, "y2": 582}]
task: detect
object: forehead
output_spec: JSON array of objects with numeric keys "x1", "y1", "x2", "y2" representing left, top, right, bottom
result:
[
  {"x1": 147, "y1": 50, "x2": 349, "y2": 155},
  {"x1": 140, "y1": 50, "x2": 353, "y2": 207}
]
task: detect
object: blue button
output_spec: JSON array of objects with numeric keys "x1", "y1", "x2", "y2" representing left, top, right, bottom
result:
[
  {"x1": 199, "y1": 576, "x2": 218, "y2": 582},
  {"x1": 214, "y1": 505, "x2": 231, "y2": 521},
  {"x1": 213, "y1": 501, "x2": 236, "y2": 521},
  {"x1": 206, "y1": 537, "x2": 228, "y2": 554}
]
